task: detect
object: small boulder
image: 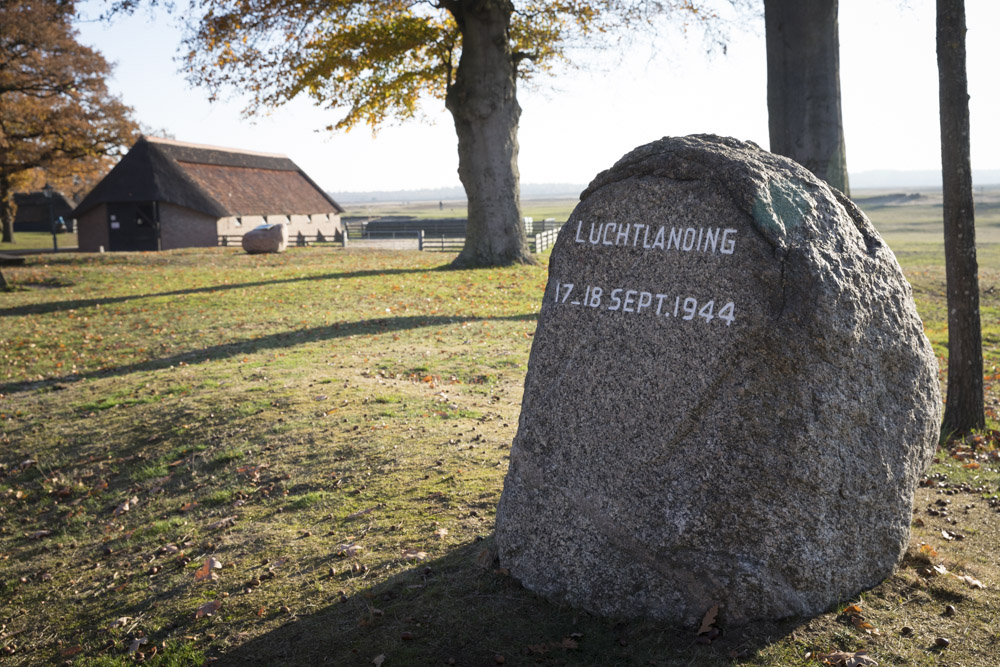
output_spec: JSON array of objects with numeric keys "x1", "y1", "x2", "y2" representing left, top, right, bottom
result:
[{"x1": 242, "y1": 223, "x2": 288, "y2": 254}]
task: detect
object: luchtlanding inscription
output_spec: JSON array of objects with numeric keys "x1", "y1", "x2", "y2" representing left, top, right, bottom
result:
[{"x1": 494, "y1": 135, "x2": 941, "y2": 625}]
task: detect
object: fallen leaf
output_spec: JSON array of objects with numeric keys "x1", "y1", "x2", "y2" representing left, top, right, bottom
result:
[
  {"x1": 434, "y1": 527, "x2": 449, "y2": 539},
  {"x1": 560, "y1": 637, "x2": 579, "y2": 649},
  {"x1": 337, "y1": 544, "x2": 363, "y2": 557},
  {"x1": 59, "y1": 645, "x2": 84, "y2": 657},
  {"x1": 114, "y1": 496, "x2": 138, "y2": 516},
  {"x1": 180, "y1": 501, "x2": 198, "y2": 512},
  {"x1": 941, "y1": 529, "x2": 955, "y2": 541},
  {"x1": 195, "y1": 599, "x2": 222, "y2": 619},
  {"x1": 843, "y1": 604, "x2": 863, "y2": 616},
  {"x1": 918, "y1": 544, "x2": 937, "y2": 557},
  {"x1": 932, "y1": 563, "x2": 949, "y2": 576},
  {"x1": 206, "y1": 516, "x2": 237, "y2": 531},
  {"x1": 194, "y1": 558, "x2": 223, "y2": 582},
  {"x1": 346, "y1": 506, "x2": 378, "y2": 520},
  {"x1": 956, "y1": 574, "x2": 985, "y2": 589},
  {"x1": 817, "y1": 650, "x2": 878, "y2": 666},
  {"x1": 402, "y1": 549, "x2": 428, "y2": 561},
  {"x1": 697, "y1": 604, "x2": 719, "y2": 635},
  {"x1": 109, "y1": 617, "x2": 132, "y2": 629},
  {"x1": 127, "y1": 637, "x2": 148, "y2": 654},
  {"x1": 26, "y1": 530, "x2": 52, "y2": 540},
  {"x1": 372, "y1": 655, "x2": 385, "y2": 667}
]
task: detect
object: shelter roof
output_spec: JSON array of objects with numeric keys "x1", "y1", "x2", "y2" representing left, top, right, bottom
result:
[{"x1": 74, "y1": 136, "x2": 343, "y2": 218}]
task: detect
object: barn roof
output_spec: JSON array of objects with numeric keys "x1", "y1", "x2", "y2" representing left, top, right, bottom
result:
[{"x1": 74, "y1": 136, "x2": 344, "y2": 218}]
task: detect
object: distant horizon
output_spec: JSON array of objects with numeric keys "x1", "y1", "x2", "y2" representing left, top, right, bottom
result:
[{"x1": 330, "y1": 169, "x2": 1000, "y2": 203}]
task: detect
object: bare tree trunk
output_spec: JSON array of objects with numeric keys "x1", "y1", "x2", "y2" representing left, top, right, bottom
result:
[
  {"x1": 937, "y1": 0, "x2": 984, "y2": 434},
  {"x1": 444, "y1": 0, "x2": 534, "y2": 268},
  {"x1": 1, "y1": 176, "x2": 15, "y2": 244},
  {"x1": 764, "y1": 0, "x2": 850, "y2": 195}
]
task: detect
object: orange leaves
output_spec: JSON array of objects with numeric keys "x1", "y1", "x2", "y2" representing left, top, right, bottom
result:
[
  {"x1": 237, "y1": 463, "x2": 269, "y2": 482},
  {"x1": 840, "y1": 603, "x2": 880, "y2": 637},
  {"x1": 194, "y1": 557, "x2": 223, "y2": 582}
]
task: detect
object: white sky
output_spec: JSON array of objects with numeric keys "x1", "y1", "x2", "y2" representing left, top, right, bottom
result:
[{"x1": 74, "y1": 0, "x2": 1000, "y2": 193}]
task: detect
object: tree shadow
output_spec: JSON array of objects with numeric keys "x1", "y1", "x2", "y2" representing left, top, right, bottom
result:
[
  {"x1": 209, "y1": 540, "x2": 804, "y2": 666},
  {"x1": 0, "y1": 266, "x2": 431, "y2": 318},
  {"x1": 0, "y1": 312, "x2": 538, "y2": 395}
]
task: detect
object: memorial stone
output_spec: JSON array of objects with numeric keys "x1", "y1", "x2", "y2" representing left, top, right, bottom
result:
[{"x1": 494, "y1": 135, "x2": 941, "y2": 625}]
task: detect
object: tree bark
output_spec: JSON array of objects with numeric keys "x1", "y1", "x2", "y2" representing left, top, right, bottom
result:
[
  {"x1": 764, "y1": 0, "x2": 850, "y2": 195},
  {"x1": 937, "y1": 0, "x2": 984, "y2": 434},
  {"x1": 0, "y1": 176, "x2": 15, "y2": 244},
  {"x1": 444, "y1": 0, "x2": 534, "y2": 267}
]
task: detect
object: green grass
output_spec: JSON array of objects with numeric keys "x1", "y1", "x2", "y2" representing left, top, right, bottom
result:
[
  {"x1": 1, "y1": 230, "x2": 78, "y2": 252},
  {"x1": 0, "y1": 201, "x2": 999, "y2": 666}
]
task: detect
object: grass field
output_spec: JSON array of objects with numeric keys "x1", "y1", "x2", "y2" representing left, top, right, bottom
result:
[
  {"x1": 1, "y1": 198, "x2": 999, "y2": 665},
  {"x1": 0, "y1": 232, "x2": 78, "y2": 253}
]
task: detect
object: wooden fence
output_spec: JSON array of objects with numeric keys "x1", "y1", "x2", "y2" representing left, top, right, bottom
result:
[
  {"x1": 220, "y1": 224, "x2": 563, "y2": 254},
  {"x1": 532, "y1": 228, "x2": 560, "y2": 253}
]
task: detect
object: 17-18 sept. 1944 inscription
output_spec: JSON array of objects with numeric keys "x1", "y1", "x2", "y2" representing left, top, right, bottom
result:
[{"x1": 552, "y1": 282, "x2": 735, "y2": 325}]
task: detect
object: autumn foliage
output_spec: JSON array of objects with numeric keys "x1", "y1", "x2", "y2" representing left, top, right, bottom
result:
[{"x1": 0, "y1": 0, "x2": 138, "y2": 244}]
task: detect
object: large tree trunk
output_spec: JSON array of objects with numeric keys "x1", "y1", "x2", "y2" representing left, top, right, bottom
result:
[
  {"x1": 444, "y1": 0, "x2": 534, "y2": 268},
  {"x1": 0, "y1": 176, "x2": 15, "y2": 244},
  {"x1": 764, "y1": 0, "x2": 850, "y2": 195},
  {"x1": 937, "y1": 0, "x2": 984, "y2": 434}
]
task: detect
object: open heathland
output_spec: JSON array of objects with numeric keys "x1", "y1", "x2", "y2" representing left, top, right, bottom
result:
[{"x1": 1, "y1": 216, "x2": 1000, "y2": 665}]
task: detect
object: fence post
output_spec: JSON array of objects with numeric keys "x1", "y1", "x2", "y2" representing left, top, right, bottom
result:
[{"x1": 418, "y1": 230, "x2": 424, "y2": 251}]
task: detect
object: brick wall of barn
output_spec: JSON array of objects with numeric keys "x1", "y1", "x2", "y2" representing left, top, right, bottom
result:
[
  {"x1": 159, "y1": 203, "x2": 218, "y2": 249},
  {"x1": 217, "y1": 212, "x2": 343, "y2": 243}
]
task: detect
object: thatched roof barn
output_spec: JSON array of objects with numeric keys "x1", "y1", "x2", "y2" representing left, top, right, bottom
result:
[{"x1": 74, "y1": 136, "x2": 344, "y2": 252}]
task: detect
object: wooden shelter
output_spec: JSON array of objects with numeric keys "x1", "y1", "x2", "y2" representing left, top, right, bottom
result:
[
  {"x1": 74, "y1": 136, "x2": 344, "y2": 252},
  {"x1": 13, "y1": 191, "x2": 74, "y2": 232}
]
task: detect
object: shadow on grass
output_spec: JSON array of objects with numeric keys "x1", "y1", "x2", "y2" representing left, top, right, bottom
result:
[
  {"x1": 212, "y1": 540, "x2": 804, "y2": 666},
  {"x1": 0, "y1": 312, "x2": 538, "y2": 395},
  {"x1": 0, "y1": 266, "x2": 433, "y2": 318}
]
